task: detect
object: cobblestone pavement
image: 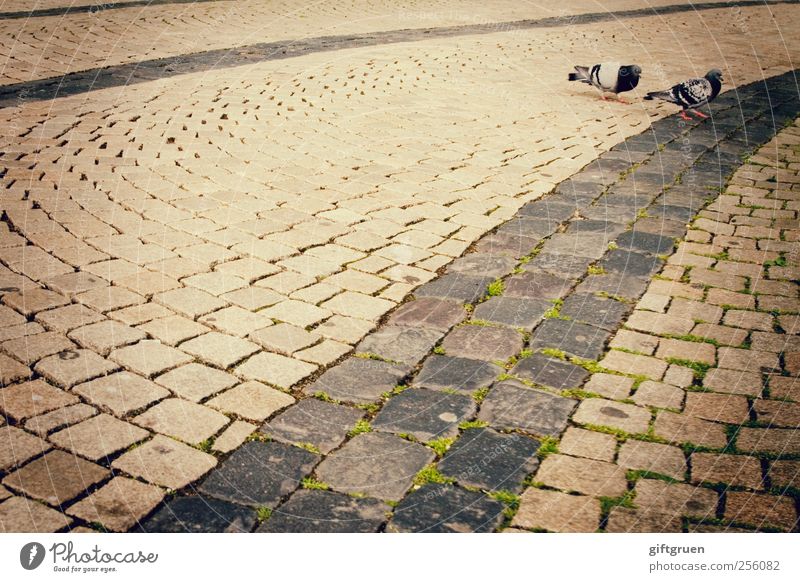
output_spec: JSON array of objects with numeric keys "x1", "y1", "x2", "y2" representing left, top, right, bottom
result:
[
  {"x1": 1, "y1": 2, "x2": 799, "y2": 532},
  {"x1": 0, "y1": 0, "x2": 779, "y2": 87}
]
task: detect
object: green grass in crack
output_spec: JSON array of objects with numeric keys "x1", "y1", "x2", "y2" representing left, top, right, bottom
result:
[
  {"x1": 413, "y1": 465, "x2": 454, "y2": 486},
  {"x1": 486, "y1": 279, "x2": 505, "y2": 297},
  {"x1": 348, "y1": 419, "x2": 372, "y2": 437}
]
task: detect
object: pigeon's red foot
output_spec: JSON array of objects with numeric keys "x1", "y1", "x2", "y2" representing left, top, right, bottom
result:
[
  {"x1": 679, "y1": 111, "x2": 693, "y2": 121},
  {"x1": 600, "y1": 95, "x2": 609, "y2": 101},
  {"x1": 616, "y1": 96, "x2": 631, "y2": 105},
  {"x1": 692, "y1": 110, "x2": 709, "y2": 119}
]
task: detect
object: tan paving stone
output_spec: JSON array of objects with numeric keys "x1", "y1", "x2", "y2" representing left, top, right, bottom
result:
[
  {"x1": 690, "y1": 323, "x2": 748, "y2": 347},
  {"x1": 769, "y1": 375, "x2": 800, "y2": 401},
  {"x1": 632, "y1": 381, "x2": 684, "y2": 410},
  {"x1": 0, "y1": 425, "x2": 50, "y2": 471},
  {"x1": 691, "y1": 453, "x2": 763, "y2": 489},
  {"x1": 717, "y1": 347, "x2": 779, "y2": 374},
  {"x1": 315, "y1": 315, "x2": 376, "y2": 344},
  {"x1": 2, "y1": 288, "x2": 69, "y2": 316},
  {"x1": 180, "y1": 332, "x2": 260, "y2": 369},
  {"x1": 112, "y1": 435, "x2": 217, "y2": 490},
  {"x1": 598, "y1": 350, "x2": 667, "y2": 381},
  {"x1": 67, "y1": 476, "x2": 164, "y2": 532},
  {"x1": 34, "y1": 349, "x2": 118, "y2": 388},
  {"x1": 617, "y1": 440, "x2": 686, "y2": 480},
  {"x1": 2, "y1": 331, "x2": 75, "y2": 365},
  {"x1": 109, "y1": 340, "x2": 192, "y2": 378},
  {"x1": 535, "y1": 454, "x2": 627, "y2": 497},
  {"x1": 75, "y1": 286, "x2": 146, "y2": 313},
  {"x1": 154, "y1": 287, "x2": 227, "y2": 319},
  {"x1": 3, "y1": 450, "x2": 108, "y2": 506},
  {"x1": 24, "y1": 404, "x2": 98, "y2": 437},
  {"x1": 724, "y1": 492, "x2": 798, "y2": 531},
  {"x1": 133, "y1": 398, "x2": 228, "y2": 445},
  {"x1": 221, "y1": 286, "x2": 285, "y2": 311},
  {"x1": 684, "y1": 392, "x2": 750, "y2": 424},
  {"x1": 49, "y1": 413, "x2": 150, "y2": 461},
  {"x1": 211, "y1": 420, "x2": 257, "y2": 454},
  {"x1": 768, "y1": 460, "x2": 800, "y2": 490},
  {"x1": 206, "y1": 381, "x2": 295, "y2": 422},
  {"x1": 0, "y1": 496, "x2": 72, "y2": 532},
  {"x1": 655, "y1": 338, "x2": 716, "y2": 365},
  {"x1": 625, "y1": 311, "x2": 694, "y2": 336},
  {"x1": 261, "y1": 299, "x2": 332, "y2": 328},
  {"x1": 609, "y1": 329, "x2": 658, "y2": 355},
  {"x1": 558, "y1": 427, "x2": 616, "y2": 462},
  {"x1": 109, "y1": 303, "x2": 173, "y2": 326},
  {"x1": 583, "y1": 373, "x2": 634, "y2": 400},
  {"x1": 0, "y1": 379, "x2": 78, "y2": 421},
  {"x1": 703, "y1": 367, "x2": 763, "y2": 397},
  {"x1": 753, "y1": 399, "x2": 800, "y2": 428},
  {"x1": 249, "y1": 323, "x2": 320, "y2": 355},
  {"x1": 653, "y1": 411, "x2": 728, "y2": 448},
  {"x1": 198, "y1": 306, "x2": 272, "y2": 337},
  {"x1": 737, "y1": 427, "x2": 800, "y2": 454},
  {"x1": 68, "y1": 320, "x2": 147, "y2": 355},
  {"x1": 35, "y1": 304, "x2": 105, "y2": 333},
  {"x1": 723, "y1": 309, "x2": 774, "y2": 331},
  {"x1": 73, "y1": 372, "x2": 169, "y2": 416},
  {"x1": 633, "y1": 479, "x2": 718, "y2": 518},
  {"x1": 573, "y1": 398, "x2": 651, "y2": 434},
  {"x1": 154, "y1": 363, "x2": 238, "y2": 402},
  {"x1": 321, "y1": 291, "x2": 395, "y2": 321},
  {"x1": 137, "y1": 315, "x2": 209, "y2": 347},
  {"x1": 513, "y1": 488, "x2": 600, "y2": 532},
  {"x1": 236, "y1": 352, "x2": 317, "y2": 389},
  {"x1": 295, "y1": 339, "x2": 352, "y2": 366}
]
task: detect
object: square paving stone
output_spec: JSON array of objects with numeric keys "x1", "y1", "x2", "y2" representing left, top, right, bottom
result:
[
  {"x1": 68, "y1": 320, "x2": 147, "y2": 355},
  {"x1": 600, "y1": 249, "x2": 664, "y2": 277},
  {"x1": 133, "y1": 399, "x2": 228, "y2": 445},
  {"x1": 478, "y1": 379, "x2": 576, "y2": 436},
  {"x1": 260, "y1": 399, "x2": 364, "y2": 454},
  {"x1": 388, "y1": 297, "x2": 466, "y2": 331},
  {"x1": 0, "y1": 353, "x2": 32, "y2": 385},
  {"x1": 512, "y1": 352, "x2": 589, "y2": 390},
  {"x1": 415, "y1": 273, "x2": 494, "y2": 304},
  {"x1": 3, "y1": 450, "x2": 109, "y2": 506},
  {"x1": 206, "y1": 381, "x2": 295, "y2": 422},
  {"x1": 316, "y1": 433, "x2": 434, "y2": 501},
  {"x1": 388, "y1": 483, "x2": 504, "y2": 533},
  {"x1": 473, "y1": 296, "x2": 551, "y2": 329},
  {"x1": 109, "y1": 340, "x2": 192, "y2": 378},
  {"x1": 304, "y1": 357, "x2": 410, "y2": 404},
  {"x1": 34, "y1": 349, "x2": 118, "y2": 388},
  {"x1": 527, "y1": 253, "x2": 594, "y2": 278},
  {"x1": 356, "y1": 326, "x2": 443, "y2": 366},
  {"x1": 49, "y1": 413, "x2": 150, "y2": 461},
  {"x1": 448, "y1": 254, "x2": 517, "y2": 278},
  {"x1": 439, "y1": 428, "x2": 540, "y2": 493},
  {"x1": 513, "y1": 487, "x2": 601, "y2": 532},
  {"x1": 560, "y1": 293, "x2": 631, "y2": 330},
  {"x1": 573, "y1": 398, "x2": 652, "y2": 434},
  {"x1": 155, "y1": 363, "x2": 238, "y2": 402},
  {"x1": 0, "y1": 379, "x2": 78, "y2": 421},
  {"x1": 503, "y1": 270, "x2": 574, "y2": 300},
  {"x1": 0, "y1": 426, "x2": 50, "y2": 471},
  {"x1": 441, "y1": 325, "x2": 524, "y2": 362},
  {"x1": 66, "y1": 476, "x2": 164, "y2": 532},
  {"x1": 529, "y1": 319, "x2": 610, "y2": 360},
  {"x1": 112, "y1": 435, "x2": 217, "y2": 490},
  {"x1": 23, "y1": 404, "x2": 97, "y2": 437},
  {"x1": 138, "y1": 495, "x2": 256, "y2": 533},
  {"x1": 0, "y1": 495, "x2": 72, "y2": 533},
  {"x1": 616, "y1": 230, "x2": 677, "y2": 255},
  {"x1": 199, "y1": 441, "x2": 318, "y2": 508},
  {"x1": 180, "y1": 332, "x2": 260, "y2": 369},
  {"x1": 236, "y1": 352, "x2": 318, "y2": 390},
  {"x1": 414, "y1": 355, "x2": 501, "y2": 394},
  {"x1": 73, "y1": 372, "x2": 169, "y2": 416},
  {"x1": 540, "y1": 233, "x2": 611, "y2": 259},
  {"x1": 574, "y1": 272, "x2": 649, "y2": 301},
  {"x1": 373, "y1": 388, "x2": 475, "y2": 442},
  {"x1": 259, "y1": 489, "x2": 389, "y2": 533}
]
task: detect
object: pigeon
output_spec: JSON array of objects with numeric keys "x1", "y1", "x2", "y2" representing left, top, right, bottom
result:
[
  {"x1": 644, "y1": 69, "x2": 724, "y2": 120},
  {"x1": 568, "y1": 63, "x2": 642, "y2": 103}
]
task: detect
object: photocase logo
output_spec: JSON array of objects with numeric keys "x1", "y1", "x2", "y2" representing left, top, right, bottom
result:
[{"x1": 20, "y1": 542, "x2": 46, "y2": 570}]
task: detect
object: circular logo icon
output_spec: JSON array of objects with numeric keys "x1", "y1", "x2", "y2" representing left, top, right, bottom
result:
[{"x1": 20, "y1": 542, "x2": 46, "y2": 570}]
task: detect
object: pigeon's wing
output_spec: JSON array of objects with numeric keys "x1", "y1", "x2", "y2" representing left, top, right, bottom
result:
[
  {"x1": 673, "y1": 77, "x2": 712, "y2": 108},
  {"x1": 590, "y1": 63, "x2": 620, "y2": 91}
]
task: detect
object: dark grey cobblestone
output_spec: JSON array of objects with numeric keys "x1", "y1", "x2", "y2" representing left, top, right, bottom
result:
[
  {"x1": 304, "y1": 357, "x2": 410, "y2": 404},
  {"x1": 260, "y1": 398, "x2": 364, "y2": 454},
  {"x1": 478, "y1": 379, "x2": 576, "y2": 436},
  {"x1": 372, "y1": 388, "x2": 475, "y2": 442},
  {"x1": 438, "y1": 428, "x2": 540, "y2": 493},
  {"x1": 529, "y1": 319, "x2": 610, "y2": 360},
  {"x1": 560, "y1": 293, "x2": 632, "y2": 330},
  {"x1": 512, "y1": 352, "x2": 589, "y2": 390},
  {"x1": 472, "y1": 296, "x2": 550, "y2": 329},
  {"x1": 440, "y1": 325, "x2": 524, "y2": 362},
  {"x1": 199, "y1": 441, "x2": 319, "y2": 508},
  {"x1": 138, "y1": 495, "x2": 256, "y2": 533},
  {"x1": 414, "y1": 355, "x2": 502, "y2": 394},
  {"x1": 356, "y1": 326, "x2": 443, "y2": 366},
  {"x1": 258, "y1": 490, "x2": 388, "y2": 533},
  {"x1": 415, "y1": 273, "x2": 494, "y2": 304},
  {"x1": 387, "y1": 483, "x2": 505, "y2": 533}
]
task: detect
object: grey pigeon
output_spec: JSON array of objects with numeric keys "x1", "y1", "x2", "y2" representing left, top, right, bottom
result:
[
  {"x1": 568, "y1": 63, "x2": 642, "y2": 103},
  {"x1": 644, "y1": 69, "x2": 723, "y2": 120}
]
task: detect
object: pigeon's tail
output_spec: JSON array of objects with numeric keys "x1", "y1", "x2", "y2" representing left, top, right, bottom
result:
[
  {"x1": 644, "y1": 90, "x2": 671, "y2": 101},
  {"x1": 569, "y1": 66, "x2": 590, "y2": 82}
]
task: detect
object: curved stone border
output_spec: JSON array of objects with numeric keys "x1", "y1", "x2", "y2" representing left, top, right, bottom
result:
[
  {"x1": 135, "y1": 70, "x2": 799, "y2": 532},
  {"x1": 0, "y1": 0, "x2": 797, "y2": 108}
]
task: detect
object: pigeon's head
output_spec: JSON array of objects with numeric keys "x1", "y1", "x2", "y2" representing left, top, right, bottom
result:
[
  {"x1": 621, "y1": 65, "x2": 642, "y2": 79},
  {"x1": 706, "y1": 69, "x2": 724, "y2": 84}
]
